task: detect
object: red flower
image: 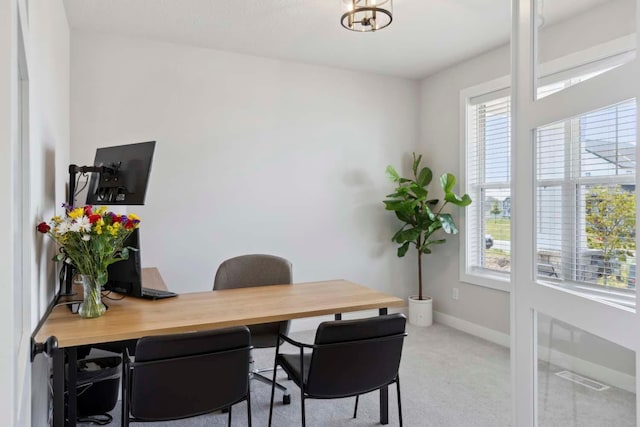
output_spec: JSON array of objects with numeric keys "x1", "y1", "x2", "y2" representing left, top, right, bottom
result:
[
  {"x1": 84, "y1": 205, "x2": 93, "y2": 216},
  {"x1": 124, "y1": 220, "x2": 134, "y2": 230},
  {"x1": 111, "y1": 214, "x2": 122, "y2": 223},
  {"x1": 36, "y1": 222, "x2": 50, "y2": 233},
  {"x1": 89, "y1": 214, "x2": 101, "y2": 224}
]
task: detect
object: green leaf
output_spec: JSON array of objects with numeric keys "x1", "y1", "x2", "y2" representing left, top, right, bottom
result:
[
  {"x1": 444, "y1": 192, "x2": 472, "y2": 207},
  {"x1": 394, "y1": 228, "x2": 421, "y2": 244},
  {"x1": 412, "y1": 153, "x2": 422, "y2": 176},
  {"x1": 439, "y1": 213, "x2": 459, "y2": 234},
  {"x1": 440, "y1": 173, "x2": 456, "y2": 193},
  {"x1": 52, "y1": 253, "x2": 66, "y2": 262},
  {"x1": 395, "y1": 210, "x2": 414, "y2": 224},
  {"x1": 421, "y1": 247, "x2": 432, "y2": 254},
  {"x1": 410, "y1": 183, "x2": 427, "y2": 199},
  {"x1": 391, "y1": 227, "x2": 407, "y2": 243},
  {"x1": 397, "y1": 242, "x2": 411, "y2": 257},
  {"x1": 383, "y1": 200, "x2": 404, "y2": 211},
  {"x1": 386, "y1": 165, "x2": 400, "y2": 182},
  {"x1": 399, "y1": 200, "x2": 419, "y2": 213},
  {"x1": 426, "y1": 221, "x2": 442, "y2": 237},
  {"x1": 426, "y1": 239, "x2": 447, "y2": 245},
  {"x1": 424, "y1": 205, "x2": 436, "y2": 221},
  {"x1": 417, "y1": 167, "x2": 433, "y2": 187}
]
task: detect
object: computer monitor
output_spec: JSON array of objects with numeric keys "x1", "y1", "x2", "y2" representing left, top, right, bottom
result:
[
  {"x1": 105, "y1": 229, "x2": 143, "y2": 297},
  {"x1": 86, "y1": 141, "x2": 156, "y2": 205}
]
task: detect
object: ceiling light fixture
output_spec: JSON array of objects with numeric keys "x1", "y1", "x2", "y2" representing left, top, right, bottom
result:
[{"x1": 341, "y1": 0, "x2": 393, "y2": 32}]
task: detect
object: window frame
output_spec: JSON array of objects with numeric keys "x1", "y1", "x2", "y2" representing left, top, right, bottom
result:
[
  {"x1": 460, "y1": 76, "x2": 512, "y2": 292},
  {"x1": 459, "y1": 36, "x2": 635, "y2": 293},
  {"x1": 535, "y1": 100, "x2": 637, "y2": 309}
]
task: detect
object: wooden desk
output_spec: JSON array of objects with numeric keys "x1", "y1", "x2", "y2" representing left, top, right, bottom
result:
[{"x1": 33, "y1": 276, "x2": 404, "y2": 427}]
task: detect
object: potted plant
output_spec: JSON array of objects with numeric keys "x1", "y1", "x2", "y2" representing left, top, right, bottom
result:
[{"x1": 383, "y1": 153, "x2": 471, "y2": 326}]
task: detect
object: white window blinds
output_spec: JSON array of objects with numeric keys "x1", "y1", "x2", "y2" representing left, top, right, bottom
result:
[
  {"x1": 536, "y1": 99, "x2": 637, "y2": 291},
  {"x1": 467, "y1": 94, "x2": 511, "y2": 275}
]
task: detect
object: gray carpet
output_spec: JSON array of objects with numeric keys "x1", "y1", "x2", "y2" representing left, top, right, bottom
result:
[{"x1": 78, "y1": 324, "x2": 635, "y2": 426}]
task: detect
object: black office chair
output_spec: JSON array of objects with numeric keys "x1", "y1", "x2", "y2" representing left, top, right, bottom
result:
[
  {"x1": 121, "y1": 327, "x2": 253, "y2": 426},
  {"x1": 214, "y1": 254, "x2": 293, "y2": 404},
  {"x1": 268, "y1": 313, "x2": 407, "y2": 427}
]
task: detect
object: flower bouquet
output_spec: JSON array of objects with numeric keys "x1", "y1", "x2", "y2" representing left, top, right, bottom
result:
[{"x1": 37, "y1": 205, "x2": 141, "y2": 318}]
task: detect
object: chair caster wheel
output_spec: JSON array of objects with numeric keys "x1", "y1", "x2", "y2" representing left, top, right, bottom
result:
[{"x1": 283, "y1": 394, "x2": 291, "y2": 405}]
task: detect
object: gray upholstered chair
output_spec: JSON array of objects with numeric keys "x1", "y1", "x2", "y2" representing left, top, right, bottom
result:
[{"x1": 214, "y1": 254, "x2": 293, "y2": 404}]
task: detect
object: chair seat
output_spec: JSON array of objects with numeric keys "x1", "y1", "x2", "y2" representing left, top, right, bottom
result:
[{"x1": 278, "y1": 353, "x2": 311, "y2": 387}]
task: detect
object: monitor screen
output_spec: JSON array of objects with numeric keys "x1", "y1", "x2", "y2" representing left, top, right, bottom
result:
[
  {"x1": 105, "y1": 229, "x2": 143, "y2": 297},
  {"x1": 86, "y1": 141, "x2": 156, "y2": 205}
]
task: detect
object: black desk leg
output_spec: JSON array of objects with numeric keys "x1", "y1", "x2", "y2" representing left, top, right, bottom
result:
[
  {"x1": 52, "y1": 348, "x2": 65, "y2": 427},
  {"x1": 379, "y1": 307, "x2": 389, "y2": 424},
  {"x1": 67, "y1": 347, "x2": 77, "y2": 427}
]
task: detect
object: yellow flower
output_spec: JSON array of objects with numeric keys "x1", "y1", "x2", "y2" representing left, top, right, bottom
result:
[
  {"x1": 97, "y1": 218, "x2": 105, "y2": 227},
  {"x1": 112, "y1": 222, "x2": 121, "y2": 230},
  {"x1": 52, "y1": 216, "x2": 63, "y2": 224},
  {"x1": 95, "y1": 226, "x2": 102, "y2": 235},
  {"x1": 128, "y1": 213, "x2": 140, "y2": 221},
  {"x1": 96, "y1": 206, "x2": 107, "y2": 215},
  {"x1": 68, "y1": 207, "x2": 84, "y2": 219}
]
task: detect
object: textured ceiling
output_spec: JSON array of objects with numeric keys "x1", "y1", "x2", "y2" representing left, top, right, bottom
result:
[{"x1": 63, "y1": 0, "x2": 611, "y2": 80}]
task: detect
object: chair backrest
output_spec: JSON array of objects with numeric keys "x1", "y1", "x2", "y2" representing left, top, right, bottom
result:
[
  {"x1": 306, "y1": 314, "x2": 407, "y2": 398},
  {"x1": 129, "y1": 326, "x2": 251, "y2": 421},
  {"x1": 214, "y1": 254, "x2": 292, "y2": 289},
  {"x1": 213, "y1": 254, "x2": 292, "y2": 347}
]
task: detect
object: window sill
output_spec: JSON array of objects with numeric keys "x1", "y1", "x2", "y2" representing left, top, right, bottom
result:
[
  {"x1": 460, "y1": 269, "x2": 510, "y2": 292},
  {"x1": 537, "y1": 279, "x2": 636, "y2": 311}
]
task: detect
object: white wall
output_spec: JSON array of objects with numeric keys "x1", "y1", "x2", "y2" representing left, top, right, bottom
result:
[
  {"x1": 70, "y1": 31, "x2": 420, "y2": 301},
  {"x1": 0, "y1": 0, "x2": 69, "y2": 425},
  {"x1": 418, "y1": 0, "x2": 635, "y2": 337},
  {"x1": 29, "y1": 1, "x2": 71, "y2": 425},
  {"x1": 0, "y1": 2, "x2": 17, "y2": 424}
]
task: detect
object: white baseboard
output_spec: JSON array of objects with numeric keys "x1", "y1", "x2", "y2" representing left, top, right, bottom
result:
[
  {"x1": 433, "y1": 310, "x2": 635, "y2": 393},
  {"x1": 290, "y1": 306, "x2": 408, "y2": 333},
  {"x1": 433, "y1": 310, "x2": 510, "y2": 347}
]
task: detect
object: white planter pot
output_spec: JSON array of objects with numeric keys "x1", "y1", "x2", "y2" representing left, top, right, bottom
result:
[{"x1": 408, "y1": 296, "x2": 433, "y2": 327}]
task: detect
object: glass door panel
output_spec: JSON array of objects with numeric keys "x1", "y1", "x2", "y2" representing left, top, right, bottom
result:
[{"x1": 537, "y1": 311, "x2": 636, "y2": 426}]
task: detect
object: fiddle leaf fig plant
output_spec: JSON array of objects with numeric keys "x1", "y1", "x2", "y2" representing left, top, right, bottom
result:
[{"x1": 383, "y1": 153, "x2": 472, "y2": 300}]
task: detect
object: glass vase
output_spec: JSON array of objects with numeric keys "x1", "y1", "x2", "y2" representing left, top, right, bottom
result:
[{"x1": 78, "y1": 274, "x2": 106, "y2": 318}]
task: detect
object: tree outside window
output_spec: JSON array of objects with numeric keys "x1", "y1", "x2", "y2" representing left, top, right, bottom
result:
[{"x1": 585, "y1": 185, "x2": 636, "y2": 287}]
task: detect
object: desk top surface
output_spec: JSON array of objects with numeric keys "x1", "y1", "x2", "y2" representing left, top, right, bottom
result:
[{"x1": 34, "y1": 276, "x2": 404, "y2": 348}]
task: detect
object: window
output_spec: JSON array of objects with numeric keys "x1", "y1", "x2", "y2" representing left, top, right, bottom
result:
[
  {"x1": 462, "y1": 45, "x2": 635, "y2": 292},
  {"x1": 464, "y1": 89, "x2": 512, "y2": 287},
  {"x1": 536, "y1": 99, "x2": 637, "y2": 307}
]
